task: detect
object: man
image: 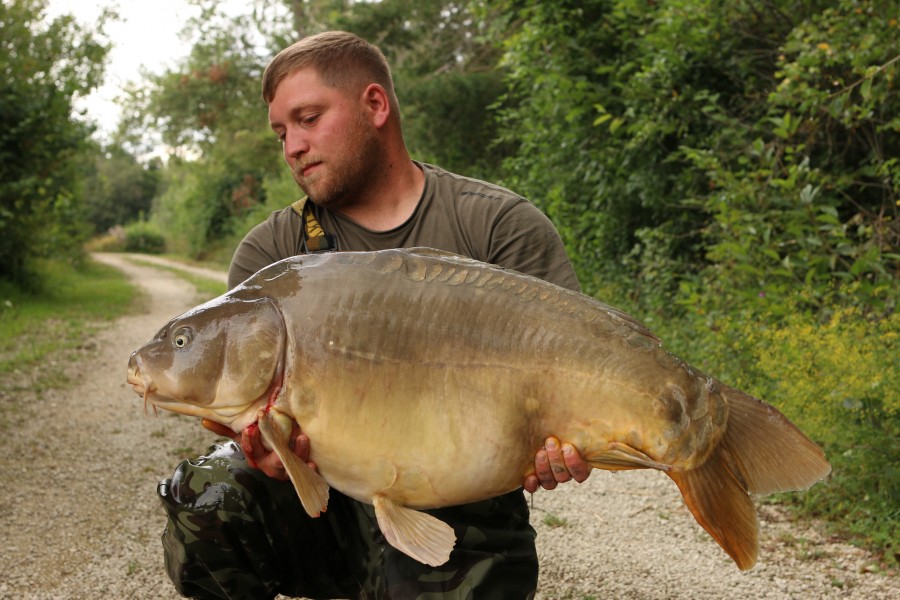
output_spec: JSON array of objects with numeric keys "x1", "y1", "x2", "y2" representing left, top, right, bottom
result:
[{"x1": 159, "y1": 31, "x2": 589, "y2": 599}]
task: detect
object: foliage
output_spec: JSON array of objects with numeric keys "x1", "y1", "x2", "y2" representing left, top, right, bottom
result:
[
  {"x1": 118, "y1": 0, "x2": 278, "y2": 155},
  {"x1": 486, "y1": 0, "x2": 717, "y2": 308},
  {"x1": 488, "y1": 0, "x2": 897, "y2": 319},
  {"x1": 121, "y1": 2, "x2": 284, "y2": 260},
  {"x1": 679, "y1": 0, "x2": 899, "y2": 320},
  {"x1": 85, "y1": 231, "x2": 126, "y2": 253},
  {"x1": 0, "y1": 0, "x2": 110, "y2": 287},
  {"x1": 123, "y1": 220, "x2": 166, "y2": 254},
  {"x1": 324, "y1": 0, "x2": 509, "y2": 178}
]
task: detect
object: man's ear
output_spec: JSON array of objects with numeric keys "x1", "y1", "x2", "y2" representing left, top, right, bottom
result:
[{"x1": 362, "y1": 83, "x2": 391, "y2": 128}]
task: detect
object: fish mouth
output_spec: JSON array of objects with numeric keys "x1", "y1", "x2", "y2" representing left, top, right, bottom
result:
[
  {"x1": 126, "y1": 369, "x2": 146, "y2": 395},
  {"x1": 126, "y1": 366, "x2": 158, "y2": 416}
]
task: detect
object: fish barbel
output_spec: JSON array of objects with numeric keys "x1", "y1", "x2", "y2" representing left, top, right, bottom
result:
[{"x1": 126, "y1": 247, "x2": 830, "y2": 568}]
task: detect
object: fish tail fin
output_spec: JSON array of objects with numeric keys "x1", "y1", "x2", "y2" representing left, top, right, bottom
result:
[{"x1": 667, "y1": 384, "x2": 831, "y2": 570}]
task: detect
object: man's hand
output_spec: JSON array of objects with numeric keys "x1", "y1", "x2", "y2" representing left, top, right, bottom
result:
[
  {"x1": 524, "y1": 437, "x2": 591, "y2": 493},
  {"x1": 201, "y1": 418, "x2": 315, "y2": 480}
]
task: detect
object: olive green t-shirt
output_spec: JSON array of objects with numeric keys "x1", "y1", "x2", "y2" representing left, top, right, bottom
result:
[{"x1": 229, "y1": 162, "x2": 580, "y2": 292}]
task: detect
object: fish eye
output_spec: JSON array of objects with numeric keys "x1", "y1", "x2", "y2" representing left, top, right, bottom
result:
[{"x1": 173, "y1": 328, "x2": 193, "y2": 349}]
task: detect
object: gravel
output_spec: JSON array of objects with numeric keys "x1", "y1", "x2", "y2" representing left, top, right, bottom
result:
[{"x1": 0, "y1": 252, "x2": 894, "y2": 599}]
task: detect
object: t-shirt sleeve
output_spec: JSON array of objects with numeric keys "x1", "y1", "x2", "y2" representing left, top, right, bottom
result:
[
  {"x1": 228, "y1": 209, "x2": 302, "y2": 289},
  {"x1": 487, "y1": 200, "x2": 581, "y2": 292}
]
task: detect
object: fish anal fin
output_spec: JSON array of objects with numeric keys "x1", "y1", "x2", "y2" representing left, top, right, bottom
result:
[
  {"x1": 586, "y1": 441, "x2": 671, "y2": 472},
  {"x1": 667, "y1": 446, "x2": 758, "y2": 570},
  {"x1": 372, "y1": 494, "x2": 456, "y2": 567},
  {"x1": 257, "y1": 410, "x2": 330, "y2": 518}
]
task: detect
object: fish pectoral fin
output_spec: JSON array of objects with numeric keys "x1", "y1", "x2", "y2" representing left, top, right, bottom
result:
[
  {"x1": 586, "y1": 442, "x2": 671, "y2": 472},
  {"x1": 257, "y1": 410, "x2": 330, "y2": 518},
  {"x1": 372, "y1": 494, "x2": 456, "y2": 567}
]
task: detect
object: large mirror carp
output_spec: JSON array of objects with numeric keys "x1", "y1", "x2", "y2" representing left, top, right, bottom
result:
[{"x1": 127, "y1": 248, "x2": 830, "y2": 568}]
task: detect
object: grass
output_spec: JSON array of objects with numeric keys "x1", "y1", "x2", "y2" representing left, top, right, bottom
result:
[
  {"x1": 543, "y1": 513, "x2": 570, "y2": 528},
  {"x1": 0, "y1": 257, "x2": 136, "y2": 380},
  {"x1": 0, "y1": 257, "x2": 137, "y2": 431}
]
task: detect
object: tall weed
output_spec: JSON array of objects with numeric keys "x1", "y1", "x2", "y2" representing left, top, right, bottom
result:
[{"x1": 749, "y1": 305, "x2": 898, "y2": 562}]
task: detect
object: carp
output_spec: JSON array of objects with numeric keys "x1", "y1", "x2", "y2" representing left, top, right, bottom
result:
[{"x1": 126, "y1": 247, "x2": 830, "y2": 569}]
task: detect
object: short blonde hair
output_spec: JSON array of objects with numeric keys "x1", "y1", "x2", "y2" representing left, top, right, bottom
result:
[{"x1": 262, "y1": 31, "x2": 398, "y2": 110}]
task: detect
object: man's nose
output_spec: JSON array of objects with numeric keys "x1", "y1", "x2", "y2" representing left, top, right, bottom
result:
[{"x1": 284, "y1": 129, "x2": 310, "y2": 158}]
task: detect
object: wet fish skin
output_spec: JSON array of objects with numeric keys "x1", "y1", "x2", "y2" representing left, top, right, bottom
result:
[{"x1": 127, "y1": 247, "x2": 831, "y2": 569}]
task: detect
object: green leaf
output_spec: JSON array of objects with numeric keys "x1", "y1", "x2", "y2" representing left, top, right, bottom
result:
[
  {"x1": 860, "y1": 77, "x2": 873, "y2": 100},
  {"x1": 609, "y1": 117, "x2": 625, "y2": 133}
]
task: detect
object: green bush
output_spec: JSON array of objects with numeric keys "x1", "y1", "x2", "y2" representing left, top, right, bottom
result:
[{"x1": 124, "y1": 221, "x2": 166, "y2": 254}]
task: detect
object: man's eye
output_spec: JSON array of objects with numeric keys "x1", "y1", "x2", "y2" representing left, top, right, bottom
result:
[{"x1": 302, "y1": 114, "x2": 319, "y2": 126}]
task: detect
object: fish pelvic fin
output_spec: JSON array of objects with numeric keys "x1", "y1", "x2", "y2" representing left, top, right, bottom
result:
[
  {"x1": 372, "y1": 494, "x2": 456, "y2": 567},
  {"x1": 257, "y1": 410, "x2": 330, "y2": 518},
  {"x1": 667, "y1": 383, "x2": 831, "y2": 570}
]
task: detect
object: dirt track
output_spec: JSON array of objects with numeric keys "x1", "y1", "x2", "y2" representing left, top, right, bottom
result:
[{"x1": 0, "y1": 252, "x2": 895, "y2": 599}]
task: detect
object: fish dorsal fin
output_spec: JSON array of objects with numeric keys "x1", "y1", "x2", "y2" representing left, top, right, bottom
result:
[
  {"x1": 402, "y1": 247, "x2": 468, "y2": 261},
  {"x1": 257, "y1": 410, "x2": 330, "y2": 518},
  {"x1": 398, "y1": 247, "x2": 658, "y2": 341},
  {"x1": 372, "y1": 494, "x2": 456, "y2": 566}
]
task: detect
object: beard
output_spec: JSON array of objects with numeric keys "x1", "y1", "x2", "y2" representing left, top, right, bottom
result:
[{"x1": 292, "y1": 112, "x2": 382, "y2": 210}]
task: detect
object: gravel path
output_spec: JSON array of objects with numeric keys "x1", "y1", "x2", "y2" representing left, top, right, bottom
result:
[{"x1": 0, "y1": 253, "x2": 895, "y2": 599}]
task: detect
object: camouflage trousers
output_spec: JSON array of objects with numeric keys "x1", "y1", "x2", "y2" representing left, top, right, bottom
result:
[{"x1": 158, "y1": 442, "x2": 539, "y2": 599}]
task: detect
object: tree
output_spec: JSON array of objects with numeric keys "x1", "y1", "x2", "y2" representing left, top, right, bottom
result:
[
  {"x1": 0, "y1": 0, "x2": 110, "y2": 286},
  {"x1": 82, "y1": 145, "x2": 161, "y2": 233},
  {"x1": 120, "y1": 1, "x2": 285, "y2": 258},
  {"x1": 487, "y1": 0, "x2": 897, "y2": 318},
  {"x1": 686, "y1": 0, "x2": 899, "y2": 315},
  {"x1": 327, "y1": 0, "x2": 508, "y2": 178}
]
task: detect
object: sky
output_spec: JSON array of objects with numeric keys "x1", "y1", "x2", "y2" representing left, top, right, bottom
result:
[{"x1": 45, "y1": 0, "x2": 248, "y2": 142}]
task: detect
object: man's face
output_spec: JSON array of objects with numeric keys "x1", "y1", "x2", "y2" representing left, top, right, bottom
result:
[{"x1": 268, "y1": 67, "x2": 380, "y2": 209}]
